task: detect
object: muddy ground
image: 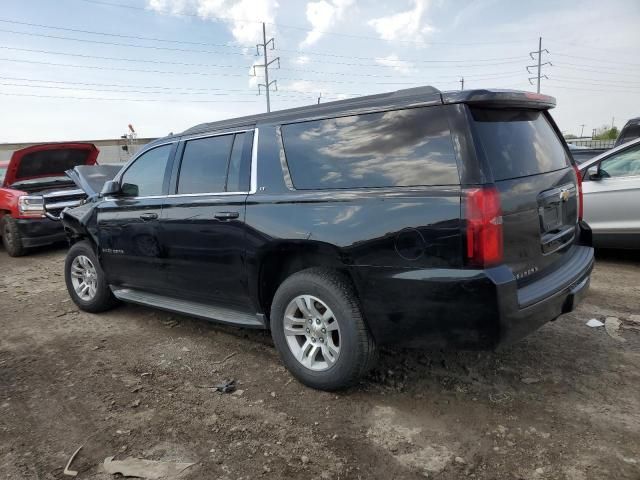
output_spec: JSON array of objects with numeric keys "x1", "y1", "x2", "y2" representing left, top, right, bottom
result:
[{"x1": 1, "y1": 244, "x2": 639, "y2": 480}]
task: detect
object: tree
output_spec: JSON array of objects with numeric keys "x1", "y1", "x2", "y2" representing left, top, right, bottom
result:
[{"x1": 594, "y1": 125, "x2": 619, "y2": 140}]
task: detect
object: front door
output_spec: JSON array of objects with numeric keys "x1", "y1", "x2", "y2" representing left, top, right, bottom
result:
[
  {"x1": 583, "y1": 142, "x2": 640, "y2": 245},
  {"x1": 98, "y1": 143, "x2": 175, "y2": 293},
  {"x1": 160, "y1": 130, "x2": 254, "y2": 312}
]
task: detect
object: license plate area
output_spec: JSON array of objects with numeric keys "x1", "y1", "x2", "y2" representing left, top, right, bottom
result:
[{"x1": 537, "y1": 183, "x2": 577, "y2": 254}]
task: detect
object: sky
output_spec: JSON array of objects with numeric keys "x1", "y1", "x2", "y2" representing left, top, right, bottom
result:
[{"x1": 0, "y1": 0, "x2": 638, "y2": 142}]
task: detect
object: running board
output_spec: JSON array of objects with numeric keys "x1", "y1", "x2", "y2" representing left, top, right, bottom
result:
[{"x1": 111, "y1": 288, "x2": 264, "y2": 328}]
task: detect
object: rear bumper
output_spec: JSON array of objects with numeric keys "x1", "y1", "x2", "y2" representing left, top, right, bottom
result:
[
  {"x1": 350, "y1": 244, "x2": 594, "y2": 348},
  {"x1": 14, "y1": 218, "x2": 66, "y2": 248}
]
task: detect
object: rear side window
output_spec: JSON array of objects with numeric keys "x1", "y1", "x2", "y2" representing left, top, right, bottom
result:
[
  {"x1": 177, "y1": 132, "x2": 251, "y2": 194},
  {"x1": 471, "y1": 108, "x2": 569, "y2": 181},
  {"x1": 178, "y1": 135, "x2": 234, "y2": 194},
  {"x1": 281, "y1": 106, "x2": 459, "y2": 189}
]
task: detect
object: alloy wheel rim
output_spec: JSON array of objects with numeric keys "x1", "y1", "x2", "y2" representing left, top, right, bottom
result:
[
  {"x1": 70, "y1": 255, "x2": 98, "y2": 301},
  {"x1": 283, "y1": 295, "x2": 341, "y2": 371}
]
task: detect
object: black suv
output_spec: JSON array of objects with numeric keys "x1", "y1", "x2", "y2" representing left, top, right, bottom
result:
[{"x1": 61, "y1": 87, "x2": 594, "y2": 390}]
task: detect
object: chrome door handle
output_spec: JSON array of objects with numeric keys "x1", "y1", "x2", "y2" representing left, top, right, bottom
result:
[
  {"x1": 214, "y1": 211, "x2": 240, "y2": 220},
  {"x1": 139, "y1": 212, "x2": 158, "y2": 221}
]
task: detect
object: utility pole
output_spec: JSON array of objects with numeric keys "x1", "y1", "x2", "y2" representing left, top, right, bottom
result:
[
  {"x1": 317, "y1": 92, "x2": 322, "y2": 104},
  {"x1": 459, "y1": 77, "x2": 464, "y2": 90},
  {"x1": 253, "y1": 22, "x2": 279, "y2": 112},
  {"x1": 579, "y1": 124, "x2": 585, "y2": 138},
  {"x1": 527, "y1": 37, "x2": 551, "y2": 93}
]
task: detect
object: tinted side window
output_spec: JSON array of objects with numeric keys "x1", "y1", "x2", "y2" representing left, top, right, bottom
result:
[
  {"x1": 600, "y1": 144, "x2": 640, "y2": 178},
  {"x1": 281, "y1": 107, "x2": 459, "y2": 189},
  {"x1": 121, "y1": 144, "x2": 172, "y2": 197},
  {"x1": 226, "y1": 132, "x2": 250, "y2": 192},
  {"x1": 471, "y1": 108, "x2": 569, "y2": 181},
  {"x1": 178, "y1": 135, "x2": 234, "y2": 194}
]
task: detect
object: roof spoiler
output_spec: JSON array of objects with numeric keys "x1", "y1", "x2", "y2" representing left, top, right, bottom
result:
[{"x1": 441, "y1": 89, "x2": 556, "y2": 110}]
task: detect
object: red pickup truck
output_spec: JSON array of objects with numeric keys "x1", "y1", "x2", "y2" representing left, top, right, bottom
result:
[{"x1": 0, "y1": 143, "x2": 98, "y2": 256}]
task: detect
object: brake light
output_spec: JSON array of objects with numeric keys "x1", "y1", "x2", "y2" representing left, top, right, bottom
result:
[
  {"x1": 572, "y1": 164, "x2": 583, "y2": 220},
  {"x1": 465, "y1": 187, "x2": 503, "y2": 267}
]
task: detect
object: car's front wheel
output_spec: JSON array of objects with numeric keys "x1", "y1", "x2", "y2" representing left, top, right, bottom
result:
[
  {"x1": 1, "y1": 216, "x2": 26, "y2": 257},
  {"x1": 270, "y1": 268, "x2": 377, "y2": 390},
  {"x1": 64, "y1": 240, "x2": 119, "y2": 313}
]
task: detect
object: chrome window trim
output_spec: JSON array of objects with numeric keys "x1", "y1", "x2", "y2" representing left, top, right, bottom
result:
[
  {"x1": 250, "y1": 128, "x2": 259, "y2": 194},
  {"x1": 167, "y1": 191, "x2": 249, "y2": 198},
  {"x1": 110, "y1": 127, "x2": 258, "y2": 199},
  {"x1": 181, "y1": 128, "x2": 251, "y2": 142}
]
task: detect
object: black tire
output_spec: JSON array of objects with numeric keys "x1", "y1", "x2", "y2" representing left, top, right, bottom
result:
[
  {"x1": 270, "y1": 268, "x2": 377, "y2": 391},
  {"x1": 1, "y1": 216, "x2": 26, "y2": 257},
  {"x1": 64, "y1": 240, "x2": 119, "y2": 313}
]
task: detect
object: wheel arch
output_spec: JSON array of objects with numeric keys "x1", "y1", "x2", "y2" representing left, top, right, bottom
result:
[{"x1": 254, "y1": 241, "x2": 356, "y2": 325}]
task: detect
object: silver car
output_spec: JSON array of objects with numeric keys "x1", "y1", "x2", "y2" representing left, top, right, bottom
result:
[{"x1": 580, "y1": 137, "x2": 640, "y2": 249}]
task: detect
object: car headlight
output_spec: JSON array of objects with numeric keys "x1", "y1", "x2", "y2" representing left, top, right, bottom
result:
[{"x1": 18, "y1": 195, "x2": 45, "y2": 217}]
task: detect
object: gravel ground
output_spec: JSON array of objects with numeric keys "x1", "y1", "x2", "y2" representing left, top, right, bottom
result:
[{"x1": 1, "y1": 244, "x2": 639, "y2": 480}]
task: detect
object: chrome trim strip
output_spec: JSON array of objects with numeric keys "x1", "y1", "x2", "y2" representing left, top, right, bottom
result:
[
  {"x1": 43, "y1": 189, "x2": 84, "y2": 199},
  {"x1": 182, "y1": 128, "x2": 251, "y2": 142},
  {"x1": 44, "y1": 199, "x2": 83, "y2": 209},
  {"x1": 167, "y1": 192, "x2": 249, "y2": 198},
  {"x1": 250, "y1": 128, "x2": 258, "y2": 194}
]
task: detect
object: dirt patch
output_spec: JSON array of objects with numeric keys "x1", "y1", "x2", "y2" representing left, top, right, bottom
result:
[{"x1": 1, "y1": 246, "x2": 639, "y2": 479}]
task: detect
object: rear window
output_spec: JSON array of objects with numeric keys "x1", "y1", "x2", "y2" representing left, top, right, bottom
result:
[
  {"x1": 618, "y1": 123, "x2": 640, "y2": 145},
  {"x1": 281, "y1": 106, "x2": 459, "y2": 189},
  {"x1": 471, "y1": 108, "x2": 570, "y2": 181}
]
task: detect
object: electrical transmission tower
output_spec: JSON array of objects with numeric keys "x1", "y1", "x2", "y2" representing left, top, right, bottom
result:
[
  {"x1": 459, "y1": 77, "x2": 464, "y2": 90},
  {"x1": 527, "y1": 37, "x2": 551, "y2": 93},
  {"x1": 253, "y1": 22, "x2": 280, "y2": 112}
]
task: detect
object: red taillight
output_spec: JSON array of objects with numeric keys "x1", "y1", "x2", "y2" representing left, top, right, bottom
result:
[
  {"x1": 465, "y1": 187, "x2": 503, "y2": 267},
  {"x1": 572, "y1": 164, "x2": 584, "y2": 220}
]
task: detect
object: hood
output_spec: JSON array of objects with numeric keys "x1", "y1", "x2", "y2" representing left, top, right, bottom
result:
[
  {"x1": 66, "y1": 164, "x2": 122, "y2": 198},
  {"x1": 3, "y1": 143, "x2": 99, "y2": 187}
]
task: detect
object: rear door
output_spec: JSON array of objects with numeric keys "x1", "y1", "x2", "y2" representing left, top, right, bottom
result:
[
  {"x1": 582, "y1": 142, "x2": 640, "y2": 243},
  {"x1": 469, "y1": 108, "x2": 578, "y2": 282},
  {"x1": 160, "y1": 130, "x2": 254, "y2": 311}
]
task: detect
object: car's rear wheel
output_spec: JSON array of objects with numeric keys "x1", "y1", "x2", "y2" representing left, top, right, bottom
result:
[
  {"x1": 270, "y1": 268, "x2": 377, "y2": 390},
  {"x1": 1, "y1": 216, "x2": 26, "y2": 257},
  {"x1": 65, "y1": 240, "x2": 119, "y2": 313}
]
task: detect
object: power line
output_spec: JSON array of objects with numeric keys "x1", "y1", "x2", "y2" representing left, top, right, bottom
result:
[
  {"x1": 0, "y1": 75, "x2": 355, "y2": 98},
  {"x1": 0, "y1": 24, "x2": 522, "y2": 69},
  {"x1": 0, "y1": 18, "x2": 244, "y2": 48},
  {"x1": 0, "y1": 45, "x2": 527, "y2": 80},
  {"x1": 551, "y1": 52, "x2": 640, "y2": 68},
  {"x1": 0, "y1": 28, "x2": 247, "y2": 56},
  {"x1": 0, "y1": 18, "x2": 529, "y2": 63}
]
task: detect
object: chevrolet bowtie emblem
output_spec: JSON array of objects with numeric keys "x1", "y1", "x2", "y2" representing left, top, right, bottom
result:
[{"x1": 560, "y1": 189, "x2": 570, "y2": 202}]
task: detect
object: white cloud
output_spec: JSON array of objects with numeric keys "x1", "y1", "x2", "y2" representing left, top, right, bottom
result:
[
  {"x1": 300, "y1": 0, "x2": 354, "y2": 47},
  {"x1": 147, "y1": 0, "x2": 279, "y2": 44},
  {"x1": 368, "y1": 0, "x2": 435, "y2": 43},
  {"x1": 375, "y1": 54, "x2": 414, "y2": 74}
]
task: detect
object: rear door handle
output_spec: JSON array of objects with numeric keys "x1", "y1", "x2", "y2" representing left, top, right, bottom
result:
[
  {"x1": 214, "y1": 211, "x2": 240, "y2": 220},
  {"x1": 139, "y1": 212, "x2": 158, "y2": 221}
]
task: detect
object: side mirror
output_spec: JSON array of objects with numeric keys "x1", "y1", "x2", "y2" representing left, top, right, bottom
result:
[
  {"x1": 587, "y1": 165, "x2": 601, "y2": 181},
  {"x1": 101, "y1": 180, "x2": 122, "y2": 196}
]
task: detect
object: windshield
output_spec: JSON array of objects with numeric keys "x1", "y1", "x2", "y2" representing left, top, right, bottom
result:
[{"x1": 0, "y1": 166, "x2": 6, "y2": 183}]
